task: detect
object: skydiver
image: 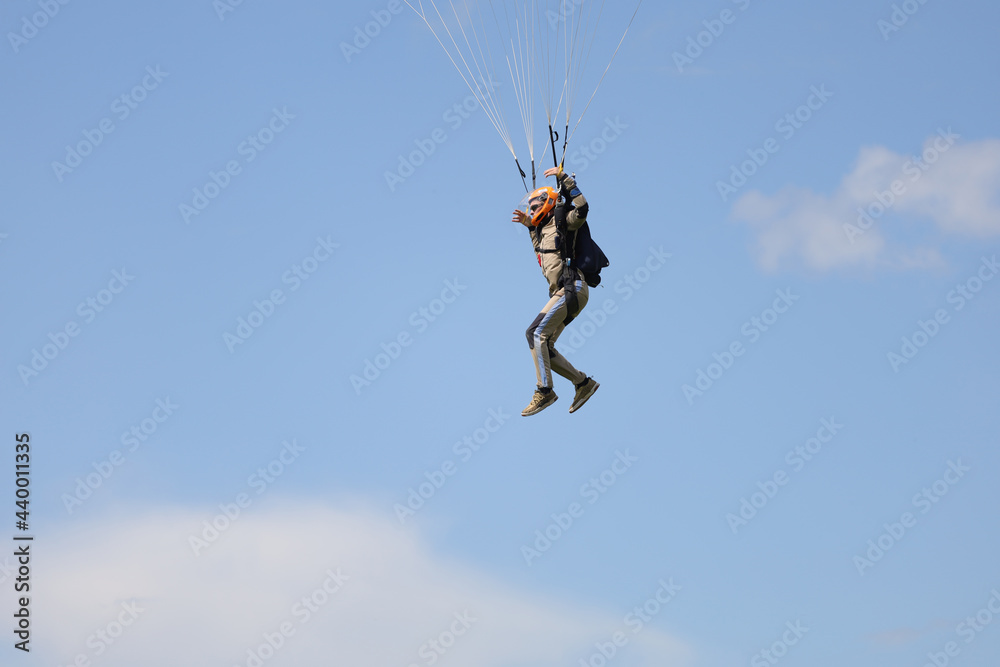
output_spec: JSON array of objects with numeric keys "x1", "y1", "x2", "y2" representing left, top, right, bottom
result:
[{"x1": 511, "y1": 166, "x2": 599, "y2": 416}]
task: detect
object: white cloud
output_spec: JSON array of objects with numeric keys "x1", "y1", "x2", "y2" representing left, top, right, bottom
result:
[
  {"x1": 731, "y1": 133, "x2": 1000, "y2": 272},
  {"x1": 25, "y1": 501, "x2": 694, "y2": 667}
]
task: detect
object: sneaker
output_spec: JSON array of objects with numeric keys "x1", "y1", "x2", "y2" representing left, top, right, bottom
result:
[
  {"x1": 521, "y1": 389, "x2": 558, "y2": 416},
  {"x1": 569, "y1": 377, "x2": 599, "y2": 413}
]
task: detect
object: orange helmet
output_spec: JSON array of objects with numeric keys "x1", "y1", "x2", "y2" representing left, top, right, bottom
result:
[{"x1": 520, "y1": 186, "x2": 558, "y2": 226}]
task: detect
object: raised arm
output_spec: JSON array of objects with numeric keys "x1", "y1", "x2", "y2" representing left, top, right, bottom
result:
[{"x1": 544, "y1": 167, "x2": 589, "y2": 231}]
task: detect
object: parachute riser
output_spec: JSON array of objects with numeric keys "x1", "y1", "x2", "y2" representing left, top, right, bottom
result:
[
  {"x1": 515, "y1": 157, "x2": 528, "y2": 193},
  {"x1": 548, "y1": 125, "x2": 560, "y2": 171},
  {"x1": 561, "y1": 123, "x2": 569, "y2": 169}
]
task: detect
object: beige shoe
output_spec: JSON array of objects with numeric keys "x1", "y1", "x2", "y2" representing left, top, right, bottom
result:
[
  {"x1": 521, "y1": 389, "x2": 558, "y2": 416},
  {"x1": 569, "y1": 377, "x2": 599, "y2": 413}
]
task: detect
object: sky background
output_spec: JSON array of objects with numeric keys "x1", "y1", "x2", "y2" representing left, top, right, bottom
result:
[{"x1": 2, "y1": 1, "x2": 999, "y2": 666}]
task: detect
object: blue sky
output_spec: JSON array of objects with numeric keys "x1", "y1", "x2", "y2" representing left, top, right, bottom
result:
[{"x1": 2, "y1": 1, "x2": 999, "y2": 666}]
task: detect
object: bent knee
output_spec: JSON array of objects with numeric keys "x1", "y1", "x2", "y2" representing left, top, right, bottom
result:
[{"x1": 525, "y1": 312, "x2": 545, "y2": 349}]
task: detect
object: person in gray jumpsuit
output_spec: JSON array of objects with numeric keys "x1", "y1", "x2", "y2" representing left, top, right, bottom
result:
[{"x1": 512, "y1": 166, "x2": 600, "y2": 416}]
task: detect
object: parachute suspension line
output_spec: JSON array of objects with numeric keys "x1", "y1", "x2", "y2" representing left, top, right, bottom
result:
[
  {"x1": 540, "y1": 0, "x2": 568, "y2": 171},
  {"x1": 403, "y1": 0, "x2": 516, "y2": 159},
  {"x1": 550, "y1": 6, "x2": 567, "y2": 126},
  {"x1": 560, "y1": 0, "x2": 598, "y2": 166},
  {"x1": 500, "y1": 3, "x2": 525, "y2": 149},
  {"x1": 540, "y1": 1, "x2": 560, "y2": 167},
  {"x1": 470, "y1": 0, "x2": 520, "y2": 166},
  {"x1": 525, "y1": 19, "x2": 542, "y2": 177},
  {"x1": 537, "y1": 10, "x2": 559, "y2": 174},
  {"x1": 515, "y1": 157, "x2": 529, "y2": 192},
  {"x1": 535, "y1": 0, "x2": 558, "y2": 129},
  {"x1": 543, "y1": 79, "x2": 568, "y2": 168},
  {"x1": 457, "y1": 0, "x2": 507, "y2": 135},
  {"x1": 562, "y1": 0, "x2": 571, "y2": 126},
  {"x1": 559, "y1": 0, "x2": 586, "y2": 158},
  {"x1": 549, "y1": 62, "x2": 569, "y2": 166},
  {"x1": 532, "y1": 0, "x2": 547, "y2": 122},
  {"x1": 520, "y1": 1, "x2": 536, "y2": 181},
  {"x1": 568, "y1": 0, "x2": 606, "y2": 125},
  {"x1": 563, "y1": 0, "x2": 580, "y2": 126},
  {"x1": 475, "y1": 2, "x2": 533, "y2": 190},
  {"x1": 531, "y1": 0, "x2": 557, "y2": 175},
  {"x1": 525, "y1": 1, "x2": 539, "y2": 186},
  {"x1": 463, "y1": 0, "x2": 536, "y2": 178},
  {"x1": 441, "y1": 0, "x2": 512, "y2": 147},
  {"x1": 405, "y1": 0, "x2": 643, "y2": 186},
  {"x1": 568, "y1": 0, "x2": 644, "y2": 146},
  {"x1": 491, "y1": 0, "x2": 535, "y2": 176}
]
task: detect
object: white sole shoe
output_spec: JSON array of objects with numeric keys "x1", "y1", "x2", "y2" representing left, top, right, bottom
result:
[
  {"x1": 522, "y1": 390, "x2": 558, "y2": 416},
  {"x1": 569, "y1": 378, "x2": 599, "y2": 413}
]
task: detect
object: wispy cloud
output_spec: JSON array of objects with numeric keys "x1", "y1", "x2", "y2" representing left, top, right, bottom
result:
[
  {"x1": 32, "y1": 501, "x2": 694, "y2": 667},
  {"x1": 731, "y1": 134, "x2": 1000, "y2": 272}
]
